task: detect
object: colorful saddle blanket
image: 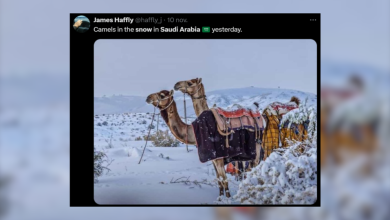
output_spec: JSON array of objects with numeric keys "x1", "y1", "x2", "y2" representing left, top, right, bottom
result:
[
  {"x1": 210, "y1": 107, "x2": 264, "y2": 132},
  {"x1": 216, "y1": 107, "x2": 261, "y2": 118},
  {"x1": 263, "y1": 101, "x2": 298, "y2": 116}
]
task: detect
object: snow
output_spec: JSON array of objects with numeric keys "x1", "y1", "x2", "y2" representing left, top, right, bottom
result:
[
  {"x1": 234, "y1": 100, "x2": 318, "y2": 205},
  {"x1": 93, "y1": 87, "x2": 318, "y2": 204},
  {"x1": 280, "y1": 97, "x2": 317, "y2": 143},
  {"x1": 94, "y1": 87, "x2": 317, "y2": 117},
  {"x1": 94, "y1": 113, "x2": 242, "y2": 204},
  {"x1": 234, "y1": 140, "x2": 317, "y2": 204}
]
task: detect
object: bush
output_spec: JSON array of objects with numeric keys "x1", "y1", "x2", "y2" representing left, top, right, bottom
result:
[
  {"x1": 135, "y1": 136, "x2": 142, "y2": 141},
  {"x1": 94, "y1": 147, "x2": 112, "y2": 183},
  {"x1": 143, "y1": 134, "x2": 153, "y2": 141},
  {"x1": 102, "y1": 121, "x2": 108, "y2": 126},
  {"x1": 149, "y1": 130, "x2": 180, "y2": 147},
  {"x1": 234, "y1": 140, "x2": 317, "y2": 204},
  {"x1": 148, "y1": 124, "x2": 155, "y2": 129},
  {"x1": 97, "y1": 122, "x2": 102, "y2": 126},
  {"x1": 141, "y1": 120, "x2": 147, "y2": 124}
]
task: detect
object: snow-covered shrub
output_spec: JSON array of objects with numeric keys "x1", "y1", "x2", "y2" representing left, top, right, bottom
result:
[
  {"x1": 149, "y1": 130, "x2": 180, "y2": 147},
  {"x1": 234, "y1": 140, "x2": 317, "y2": 204},
  {"x1": 94, "y1": 147, "x2": 112, "y2": 183},
  {"x1": 280, "y1": 97, "x2": 317, "y2": 143},
  {"x1": 102, "y1": 121, "x2": 108, "y2": 126}
]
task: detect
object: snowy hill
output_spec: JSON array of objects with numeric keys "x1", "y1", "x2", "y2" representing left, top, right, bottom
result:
[
  {"x1": 94, "y1": 95, "x2": 152, "y2": 116},
  {"x1": 94, "y1": 87, "x2": 317, "y2": 116}
]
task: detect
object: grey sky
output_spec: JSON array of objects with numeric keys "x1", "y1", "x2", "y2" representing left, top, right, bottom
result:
[{"x1": 94, "y1": 40, "x2": 316, "y2": 97}]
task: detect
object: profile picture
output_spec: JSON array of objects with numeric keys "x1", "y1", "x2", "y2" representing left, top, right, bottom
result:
[{"x1": 73, "y1": 15, "x2": 90, "y2": 33}]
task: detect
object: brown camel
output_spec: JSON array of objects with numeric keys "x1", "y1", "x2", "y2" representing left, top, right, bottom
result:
[
  {"x1": 173, "y1": 77, "x2": 208, "y2": 116},
  {"x1": 279, "y1": 97, "x2": 309, "y2": 146},
  {"x1": 146, "y1": 89, "x2": 231, "y2": 198},
  {"x1": 174, "y1": 78, "x2": 262, "y2": 179},
  {"x1": 321, "y1": 77, "x2": 379, "y2": 167},
  {"x1": 280, "y1": 123, "x2": 308, "y2": 147},
  {"x1": 73, "y1": 20, "x2": 83, "y2": 29},
  {"x1": 262, "y1": 96, "x2": 302, "y2": 160}
]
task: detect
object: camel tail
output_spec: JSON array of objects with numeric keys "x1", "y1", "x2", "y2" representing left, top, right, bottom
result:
[{"x1": 290, "y1": 96, "x2": 300, "y2": 106}]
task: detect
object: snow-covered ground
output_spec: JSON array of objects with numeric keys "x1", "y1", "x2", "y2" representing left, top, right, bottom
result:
[
  {"x1": 94, "y1": 112, "x2": 241, "y2": 204},
  {"x1": 94, "y1": 88, "x2": 317, "y2": 204}
]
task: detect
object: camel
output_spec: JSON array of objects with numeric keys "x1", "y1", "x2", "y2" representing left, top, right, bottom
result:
[
  {"x1": 73, "y1": 20, "x2": 83, "y2": 29},
  {"x1": 174, "y1": 78, "x2": 263, "y2": 180},
  {"x1": 173, "y1": 77, "x2": 208, "y2": 117},
  {"x1": 280, "y1": 124, "x2": 308, "y2": 147},
  {"x1": 146, "y1": 89, "x2": 232, "y2": 197},
  {"x1": 321, "y1": 74, "x2": 380, "y2": 166},
  {"x1": 262, "y1": 96, "x2": 302, "y2": 160},
  {"x1": 279, "y1": 97, "x2": 309, "y2": 147}
]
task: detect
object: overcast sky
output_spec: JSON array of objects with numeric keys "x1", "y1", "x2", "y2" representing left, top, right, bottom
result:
[{"x1": 94, "y1": 39, "x2": 317, "y2": 97}]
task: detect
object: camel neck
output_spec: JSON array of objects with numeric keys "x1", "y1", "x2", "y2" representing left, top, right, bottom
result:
[
  {"x1": 159, "y1": 100, "x2": 196, "y2": 145},
  {"x1": 190, "y1": 85, "x2": 209, "y2": 116}
]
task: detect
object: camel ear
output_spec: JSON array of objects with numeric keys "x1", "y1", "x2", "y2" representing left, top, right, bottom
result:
[
  {"x1": 198, "y1": 78, "x2": 202, "y2": 83},
  {"x1": 169, "y1": 90, "x2": 174, "y2": 95}
]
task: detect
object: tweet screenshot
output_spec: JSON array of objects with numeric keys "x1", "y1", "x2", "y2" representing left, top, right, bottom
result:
[{"x1": 70, "y1": 13, "x2": 320, "y2": 206}]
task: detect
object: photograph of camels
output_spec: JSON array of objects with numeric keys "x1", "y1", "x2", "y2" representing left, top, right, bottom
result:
[
  {"x1": 93, "y1": 39, "x2": 318, "y2": 204},
  {"x1": 73, "y1": 15, "x2": 90, "y2": 33}
]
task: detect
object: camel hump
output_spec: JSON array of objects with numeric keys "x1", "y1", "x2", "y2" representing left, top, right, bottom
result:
[{"x1": 290, "y1": 96, "x2": 300, "y2": 106}]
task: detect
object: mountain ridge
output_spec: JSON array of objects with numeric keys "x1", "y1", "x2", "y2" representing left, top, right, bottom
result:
[{"x1": 94, "y1": 87, "x2": 317, "y2": 116}]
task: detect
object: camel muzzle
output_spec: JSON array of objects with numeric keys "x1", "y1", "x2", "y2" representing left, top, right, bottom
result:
[
  {"x1": 174, "y1": 83, "x2": 182, "y2": 91},
  {"x1": 146, "y1": 97, "x2": 153, "y2": 104}
]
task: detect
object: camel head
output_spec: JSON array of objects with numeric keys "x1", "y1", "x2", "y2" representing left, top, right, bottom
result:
[
  {"x1": 73, "y1": 20, "x2": 83, "y2": 29},
  {"x1": 290, "y1": 96, "x2": 300, "y2": 106},
  {"x1": 174, "y1": 78, "x2": 203, "y2": 95},
  {"x1": 146, "y1": 90, "x2": 175, "y2": 110}
]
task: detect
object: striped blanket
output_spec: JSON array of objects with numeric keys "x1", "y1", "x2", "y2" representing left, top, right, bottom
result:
[{"x1": 263, "y1": 101, "x2": 298, "y2": 116}]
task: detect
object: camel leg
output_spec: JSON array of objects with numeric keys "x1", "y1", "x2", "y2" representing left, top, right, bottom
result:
[
  {"x1": 242, "y1": 161, "x2": 247, "y2": 179},
  {"x1": 214, "y1": 159, "x2": 231, "y2": 198},
  {"x1": 235, "y1": 161, "x2": 243, "y2": 181},
  {"x1": 234, "y1": 161, "x2": 239, "y2": 181},
  {"x1": 254, "y1": 143, "x2": 261, "y2": 166},
  {"x1": 212, "y1": 160, "x2": 224, "y2": 196},
  {"x1": 246, "y1": 161, "x2": 252, "y2": 172}
]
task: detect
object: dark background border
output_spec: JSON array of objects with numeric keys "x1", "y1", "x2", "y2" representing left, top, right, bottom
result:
[{"x1": 70, "y1": 13, "x2": 321, "y2": 207}]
